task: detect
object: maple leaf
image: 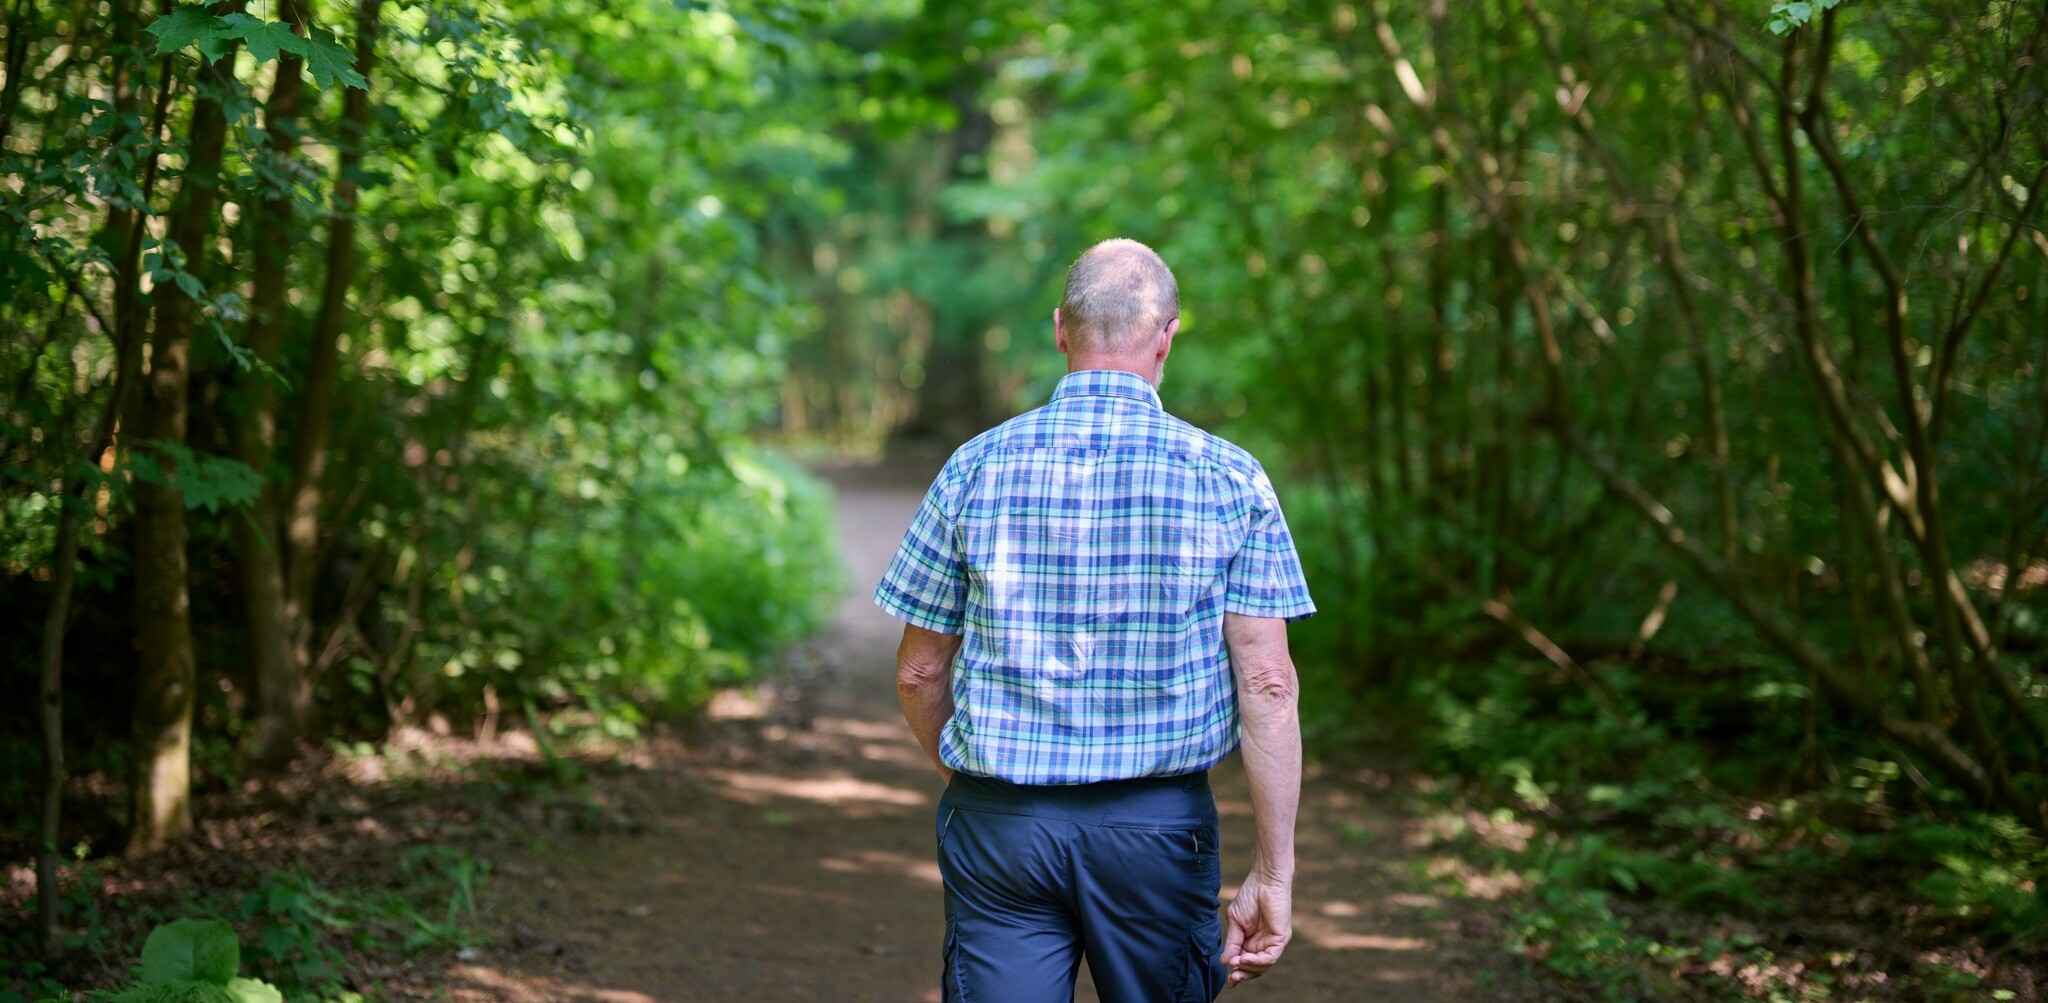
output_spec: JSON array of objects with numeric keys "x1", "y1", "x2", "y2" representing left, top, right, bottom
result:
[
  {"x1": 237, "y1": 20, "x2": 311, "y2": 64},
  {"x1": 143, "y1": 5, "x2": 222, "y2": 56},
  {"x1": 304, "y1": 27, "x2": 369, "y2": 90}
]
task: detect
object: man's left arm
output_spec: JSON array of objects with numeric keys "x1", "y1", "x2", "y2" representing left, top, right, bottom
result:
[
  {"x1": 876, "y1": 465, "x2": 970, "y2": 780},
  {"x1": 897, "y1": 624, "x2": 963, "y2": 781}
]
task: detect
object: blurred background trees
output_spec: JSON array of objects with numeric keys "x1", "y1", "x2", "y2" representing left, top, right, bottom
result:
[
  {"x1": 796, "y1": 0, "x2": 2048, "y2": 840},
  {"x1": 5, "y1": 0, "x2": 2046, "y2": 988}
]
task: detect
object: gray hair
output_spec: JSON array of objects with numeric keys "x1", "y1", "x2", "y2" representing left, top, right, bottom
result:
[{"x1": 1058, "y1": 238, "x2": 1179, "y2": 353}]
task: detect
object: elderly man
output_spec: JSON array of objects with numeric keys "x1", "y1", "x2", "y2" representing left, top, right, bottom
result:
[{"x1": 875, "y1": 238, "x2": 1315, "y2": 1003}]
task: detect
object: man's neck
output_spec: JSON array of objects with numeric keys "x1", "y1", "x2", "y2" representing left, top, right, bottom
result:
[{"x1": 1066, "y1": 359, "x2": 1161, "y2": 387}]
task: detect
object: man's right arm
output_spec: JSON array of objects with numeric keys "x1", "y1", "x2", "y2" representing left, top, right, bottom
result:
[{"x1": 1221, "y1": 611, "x2": 1300, "y2": 989}]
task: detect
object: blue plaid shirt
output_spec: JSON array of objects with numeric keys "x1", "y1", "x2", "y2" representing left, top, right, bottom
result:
[{"x1": 875, "y1": 369, "x2": 1316, "y2": 785}]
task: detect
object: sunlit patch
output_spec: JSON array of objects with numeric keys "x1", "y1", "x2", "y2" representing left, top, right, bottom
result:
[
  {"x1": 448, "y1": 963, "x2": 660, "y2": 1002},
  {"x1": 858, "y1": 742, "x2": 934, "y2": 771},
  {"x1": 1293, "y1": 914, "x2": 1430, "y2": 952},
  {"x1": 1317, "y1": 900, "x2": 1361, "y2": 917},
  {"x1": 705, "y1": 687, "x2": 773, "y2": 721},
  {"x1": 813, "y1": 716, "x2": 905, "y2": 741},
  {"x1": 708, "y1": 769, "x2": 929, "y2": 807},
  {"x1": 817, "y1": 849, "x2": 944, "y2": 885},
  {"x1": 747, "y1": 882, "x2": 865, "y2": 908}
]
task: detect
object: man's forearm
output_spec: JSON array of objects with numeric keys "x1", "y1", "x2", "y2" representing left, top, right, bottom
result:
[
  {"x1": 898, "y1": 676, "x2": 954, "y2": 774},
  {"x1": 1238, "y1": 687, "x2": 1300, "y2": 877},
  {"x1": 1225, "y1": 613, "x2": 1301, "y2": 878},
  {"x1": 896, "y1": 624, "x2": 962, "y2": 778}
]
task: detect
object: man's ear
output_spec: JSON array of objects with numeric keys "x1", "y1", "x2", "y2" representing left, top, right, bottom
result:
[
  {"x1": 1055, "y1": 308, "x2": 1070, "y2": 355},
  {"x1": 1158, "y1": 316, "x2": 1180, "y2": 360}
]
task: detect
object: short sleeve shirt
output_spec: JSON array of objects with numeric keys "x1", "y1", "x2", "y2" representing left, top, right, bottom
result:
[{"x1": 874, "y1": 369, "x2": 1315, "y2": 784}]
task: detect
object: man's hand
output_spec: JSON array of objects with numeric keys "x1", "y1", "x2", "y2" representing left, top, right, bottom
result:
[{"x1": 1222, "y1": 866, "x2": 1292, "y2": 987}]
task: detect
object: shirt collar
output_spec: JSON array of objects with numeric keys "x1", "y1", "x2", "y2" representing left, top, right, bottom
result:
[{"x1": 1050, "y1": 369, "x2": 1163, "y2": 410}]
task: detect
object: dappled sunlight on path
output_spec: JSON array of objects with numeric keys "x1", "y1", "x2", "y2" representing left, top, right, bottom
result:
[{"x1": 447, "y1": 462, "x2": 1511, "y2": 1001}]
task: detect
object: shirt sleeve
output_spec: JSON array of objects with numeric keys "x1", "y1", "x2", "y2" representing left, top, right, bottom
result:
[
  {"x1": 873, "y1": 465, "x2": 969, "y2": 634},
  {"x1": 1223, "y1": 470, "x2": 1317, "y2": 622}
]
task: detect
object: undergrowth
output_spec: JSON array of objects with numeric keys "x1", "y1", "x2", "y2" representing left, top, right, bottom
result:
[
  {"x1": 2, "y1": 844, "x2": 489, "y2": 1003},
  {"x1": 1308, "y1": 647, "x2": 2045, "y2": 1001}
]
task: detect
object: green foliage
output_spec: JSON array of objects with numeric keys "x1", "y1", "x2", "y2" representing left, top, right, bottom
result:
[
  {"x1": 120, "y1": 442, "x2": 261, "y2": 515},
  {"x1": 1899, "y1": 817, "x2": 2048, "y2": 944},
  {"x1": 3, "y1": 0, "x2": 859, "y2": 844},
  {"x1": 1767, "y1": 0, "x2": 1843, "y2": 36},
  {"x1": 229, "y1": 850, "x2": 489, "y2": 996},
  {"x1": 6, "y1": 0, "x2": 2045, "y2": 992},
  {"x1": 98, "y1": 920, "x2": 281, "y2": 1003},
  {"x1": 237, "y1": 873, "x2": 348, "y2": 993},
  {"x1": 144, "y1": 4, "x2": 366, "y2": 85}
]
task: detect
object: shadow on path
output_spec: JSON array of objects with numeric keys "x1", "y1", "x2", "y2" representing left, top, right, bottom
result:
[{"x1": 445, "y1": 465, "x2": 1509, "y2": 1002}]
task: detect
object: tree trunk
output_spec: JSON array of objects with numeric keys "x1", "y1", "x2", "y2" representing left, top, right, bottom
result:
[
  {"x1": 239, "y1": 0, "x2": 310, "y2": 771},
  {"x1": 283, "y1": 0, "x2": 382, "y2": 689},
  {"x1": 0, "y1": 0, "x2": 37, "y2": 147},
  {"x1": 127, "y1": 1, "x2": 244, "y2": 859}
]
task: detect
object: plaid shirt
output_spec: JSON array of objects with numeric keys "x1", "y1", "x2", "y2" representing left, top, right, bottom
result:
[{"x1": 875, "y1": 369, "x2": 1315, "y2": 785}]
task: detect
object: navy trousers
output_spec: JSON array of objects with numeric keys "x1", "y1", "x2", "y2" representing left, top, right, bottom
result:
[{"x1": 935, "y1": 771, "x2": 1227, "y2": 1003}]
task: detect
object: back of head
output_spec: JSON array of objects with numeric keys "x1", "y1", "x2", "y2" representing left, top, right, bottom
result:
[{"x1": 1059, "y1": 239, "x2": 1180, "y2": 355}]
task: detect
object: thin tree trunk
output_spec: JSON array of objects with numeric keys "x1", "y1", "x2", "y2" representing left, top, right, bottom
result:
[
  {"x1": 239, "y1": 0, "x2": 310, "y2": 770},
  {"x1": 37, "y1": 510, "x2": 74, "y2": 957},
  {"x1": 38, "y1": 339, "x2": 135, "y2": 954},
  {"x1": 284, "y1": 0, "x2": 382, "y2": 690},
  {"x1": 0, "y1": 0, "x2": 37, "y2": 147}
]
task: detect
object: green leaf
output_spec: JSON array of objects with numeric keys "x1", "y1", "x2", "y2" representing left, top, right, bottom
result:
[
  {"x1": 257, "y1": 925, "x2": 296, "y2": 961},
  {"x1": 193, "y1": 33, "x2": 234, "y2": 64},
  {"x1": 123, "y1": 442, "x2": 264, "y2": 513},
  {"x1": 143, "y1": 6, "x2": 222, "y2": 56},
  {"x1": 227, "y1": 18, "x2": 310, "y2": 64},
  {"x1": 222, "y1": 978, "x2": 282, "y2": 1003},
  {"x1": 302, "y1": 28, "x2": 368, "y2": 90},
  {"x1": 139, "y1": 918, "x2": 240, "y2": 985}
]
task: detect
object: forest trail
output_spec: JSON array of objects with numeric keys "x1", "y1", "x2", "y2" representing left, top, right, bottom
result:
[{"x1": 446, "y1": 465, "x2": 1507, "y2": 1002}]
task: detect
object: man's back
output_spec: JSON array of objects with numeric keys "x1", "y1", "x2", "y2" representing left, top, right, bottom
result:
[{"x1": 878, "y1": 370, "x2": 1313, "y2": 784}]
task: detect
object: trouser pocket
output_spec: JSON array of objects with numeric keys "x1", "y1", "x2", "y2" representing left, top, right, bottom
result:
[{"x1": 1174, "y1": 919, "x2": 1225, "y2": 1003}]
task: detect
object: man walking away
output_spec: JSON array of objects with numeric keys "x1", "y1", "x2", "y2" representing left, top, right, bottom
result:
[{"x1": 877, "y1": 238, "x2": 1316, "y2": 1003}]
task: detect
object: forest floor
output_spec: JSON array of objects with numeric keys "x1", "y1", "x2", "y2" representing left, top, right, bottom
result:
[{"x1": 432, "y1": 461, "x2": 1531, "y2": 1002}]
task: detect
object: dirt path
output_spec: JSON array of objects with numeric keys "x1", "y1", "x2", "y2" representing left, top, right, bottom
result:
[{"x1": 448, "y1": 468, "x2": 1508, "y2": 1002}]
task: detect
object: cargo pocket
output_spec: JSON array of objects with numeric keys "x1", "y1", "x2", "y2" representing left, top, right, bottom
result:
[
  {"x1": 942, "y1": 916, "x2": 969, "y2": 1002},
  {"x1": 1174, "y1": 917, "x2": 1226, "y2": 1003}
]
